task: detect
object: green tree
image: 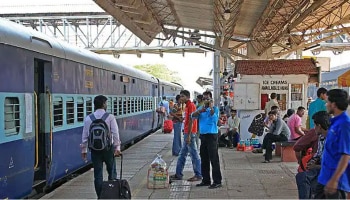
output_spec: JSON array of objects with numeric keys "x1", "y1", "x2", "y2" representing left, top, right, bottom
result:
[{"x1": 133, "y1": 64, "x2": 182, "y2": 84}]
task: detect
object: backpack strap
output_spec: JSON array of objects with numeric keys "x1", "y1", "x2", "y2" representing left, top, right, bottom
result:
[
  {"x1": 89, "y1": 114, "x2": 96, "y2": 121},
  {"x1": 101, "y1": 112, "x2": 110, "y2": 121}
]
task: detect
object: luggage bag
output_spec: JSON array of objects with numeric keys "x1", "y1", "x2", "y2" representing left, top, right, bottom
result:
[
  {"x1": 99, "y1": 154, "x2": 131, "y2": 199},
  {"x1": 163, "y1": 119, "x2": 173, "y2": 133}
]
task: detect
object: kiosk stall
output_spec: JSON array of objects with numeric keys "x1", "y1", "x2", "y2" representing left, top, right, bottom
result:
[{"x1": 233, "y1": 59, "x2": 320, "y2": 141}]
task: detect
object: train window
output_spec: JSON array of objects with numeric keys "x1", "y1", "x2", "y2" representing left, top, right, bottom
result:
[
  {"x1": 77, "y1": 97, "x2": 84, "y2": 122},
  {"x1": 129, "y1": 97, "x2": 133, "y2": 113},
  {"x1": 53, "y1": 97, "x2": 63, "y2": 127},
  {"x1": 118, "y1": 97, "x2": 123, "y2": 116},
  {"x1": 107, "y1": 97, "x2": 112, "y2": 113},
  {"x1": 137, "y1": 98, "x2": 141, "y2": 112},
  {"x1": 120, "y1": 76, "x2": 129, "y2": 83},
  {"x1": 123, "y1": 98, "x2": 127, "y2": 115},
  {"x1": 123, "y1": 85, "x2": 127, "y2": 94},
  {"x1": 148, "y1": 99, "x2": 152, "y2": 110},
  {"x1": 141, "y1": 98, "x2": 144, "y2": 111},
  {"x1": 132, "y1": 97, "x2": 137, "y2": 113},
  {"x1": 127, "y1": 98, "x2": 131, "y2": 114},
  {"x1": 112, "y1": 74, "x2": 116, "y2": 80},
  {"x1": 144, "y1": 98, "x2": 147, "y2": 110},
  {"x1": 132, "y1": 79, "x2": 135, "y2": 84},
  {"x1": 4, "y1": 97, "x2": 20, "y2": 136},
  {"x1": 86, "y1": 97, "x2": 93, "y2": 116},
  {"x1": 113, "y1": 98, "x2": 118, "y2": 116},
  {"x1": 66, "y1": 97, "x2": 74, "y2": 124}
]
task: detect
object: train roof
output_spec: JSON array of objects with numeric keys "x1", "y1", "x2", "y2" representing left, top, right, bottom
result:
[
  {"x1": 158, "y1": 79, "x2": 183, "y2": 89},
  {"x1": 0, "y1": 18, "x2": 156, "y2": 83}
]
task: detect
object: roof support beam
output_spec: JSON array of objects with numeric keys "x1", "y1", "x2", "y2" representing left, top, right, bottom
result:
[
  {"x1": 275, "y1": 28, "x2": 346, "y2": 57},
  {"x1": 170, "y1": 32, "x2": 249, "y2": 59},
  {"x1": 94, "y1": 0, "x2": 159, "y2": 44}
]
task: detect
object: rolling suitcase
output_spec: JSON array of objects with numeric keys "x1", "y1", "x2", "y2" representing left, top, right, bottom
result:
[{"x1": 99, "y1": 154, "x2": 131, "y2": 199}]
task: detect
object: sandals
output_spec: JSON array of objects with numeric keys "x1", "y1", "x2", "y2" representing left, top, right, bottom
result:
[
  {"x1": 252, "y1": 149, "x2": 263, "y2": 153},
  {"x1": 187, "y1": 176, "x2": 202, "y2": 182},
  {"x1": 262, "y1": 160, "x2": 270, "y2": 163}
]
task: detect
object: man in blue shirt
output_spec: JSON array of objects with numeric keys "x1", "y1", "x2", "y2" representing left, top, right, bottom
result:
[
  {"x1": 192, "y1": 91, "x2": 222, "y2": 189},
  {"x1": 315, "y1": 89, "x2": 350, "y2": 199},
  {"x1": 308, "y1": 88, "x2": 327, "y2": 129}
]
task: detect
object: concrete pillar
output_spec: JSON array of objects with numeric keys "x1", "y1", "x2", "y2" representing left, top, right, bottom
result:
[
  {"x1": 295, "y1": 46, "x2": 302, "y2": 59},
  {"x1": 247, "y1": 42, "x2": 273, "y2": 59},
  {"x1": 213, "y1": 50, "x2": 221, "y2": 107}
]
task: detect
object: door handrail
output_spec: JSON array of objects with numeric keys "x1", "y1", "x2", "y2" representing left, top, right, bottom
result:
[
  {"x1": 47, "y1": 89, "x2": 53, "y2": 163},
  {"x1": 34, "y1": 92, "x2": 39, "y2": 169}
]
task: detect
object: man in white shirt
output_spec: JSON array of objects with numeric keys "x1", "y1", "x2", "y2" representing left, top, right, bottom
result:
[
  {"x1": 264, "y1": 93, "x2": 279, "y2": 115},
  {"x1": 219, "y1": 109, "x2": 240, "y2": 148},
  {"x1": 80, "y1": 95, "x2": 121, "y2": 198}
]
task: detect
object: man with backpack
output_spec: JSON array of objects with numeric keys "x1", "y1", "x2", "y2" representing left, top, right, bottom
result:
[{"x1": 80, "y1": 95, "x2": 121, "y2": 198}]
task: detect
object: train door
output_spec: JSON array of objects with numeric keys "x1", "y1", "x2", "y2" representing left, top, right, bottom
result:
[{"x1": 33, "y1": 59, "x2": 52, "y2": 186}]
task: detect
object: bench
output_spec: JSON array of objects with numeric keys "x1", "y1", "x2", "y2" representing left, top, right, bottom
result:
[{"x1": 275, "y1": 141, "x2": 297, "y2": 162}]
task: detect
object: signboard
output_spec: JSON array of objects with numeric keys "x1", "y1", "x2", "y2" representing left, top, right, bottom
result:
[{"x1": 261, "y1": 80, "x2": 289, "y2": 91}]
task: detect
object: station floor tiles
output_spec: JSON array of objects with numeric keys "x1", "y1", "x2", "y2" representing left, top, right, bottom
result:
[{"x1": 41, "y1": 131, "x2": 299, "y2": 199}]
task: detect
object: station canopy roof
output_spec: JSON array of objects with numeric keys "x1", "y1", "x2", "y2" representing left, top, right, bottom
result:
[{"x1": 94, "y1": 0, "x2": 350, "y2": 59}]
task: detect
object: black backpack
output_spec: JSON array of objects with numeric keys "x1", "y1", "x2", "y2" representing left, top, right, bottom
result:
[{"x1": 88, "y1": 113, "x2": 112, "y2": 151}]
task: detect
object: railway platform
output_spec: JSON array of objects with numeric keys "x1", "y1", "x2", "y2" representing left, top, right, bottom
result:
[{"x1": 41, "y1": 130, "x2": 298, "y2": 199}]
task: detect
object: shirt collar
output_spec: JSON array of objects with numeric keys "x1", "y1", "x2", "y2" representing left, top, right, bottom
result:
[
  {"x1": 95, "y1": 109, "x2": 106, "y2": 113},
  {"x1": 330, "y1": 111, "x2": 347, "y2": 124},
  {"x1": 185, "y1": 100, "x2": 191, "y2": 106}
]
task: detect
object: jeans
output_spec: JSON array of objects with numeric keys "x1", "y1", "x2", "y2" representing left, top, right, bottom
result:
[
  {"x1": 91, "y1": 148, "x2": 116, "y2": 198},
  {"x1": 200, "y1": 134, "x2": 222, "y2": 184},
  {"x1": 175, "y1": 134, "x2": 202, "y2": 178},
  {"x1": 296, "y1": 168, "x2": 320, "y2": 199},
  {"x1": 172, "y1": 121, "x2": 182, "y2": 156},
  {"x1": 262, "y1": 133, "x2": 288, "y2": 161}
]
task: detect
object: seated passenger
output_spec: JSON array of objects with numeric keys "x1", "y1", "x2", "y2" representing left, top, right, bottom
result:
[
  {"x1": 219, "y1": 109, "x2": 240, "y2": 148},
  {"x1": 261, "y1": 110, "x2": 290, "y2": 163},
  {"x1": 287, "y1": 106, "x2": 308, "y2": 140},
  {"x1": 252, "y1": 106, "x2": 279, "y2": 154},
  {"x1": 293, "y1": 128, "x2": 318, "y2": 169},
  {"x1": 295, "y1": 111, "x2": 330, "y2": 199}
]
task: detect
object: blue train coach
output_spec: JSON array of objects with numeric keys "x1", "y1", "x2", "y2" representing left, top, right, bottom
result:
[{"x1": 0, "y1": 18, "x2": 182, "y2": 199}]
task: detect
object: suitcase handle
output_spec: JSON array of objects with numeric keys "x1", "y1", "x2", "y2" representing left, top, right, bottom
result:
[
  {"x1": 115, "y1": 153, "x2": 123, "y2": 180},
  {"x1": 120, "y1": 154, "x2": 123, "y2": 180}
]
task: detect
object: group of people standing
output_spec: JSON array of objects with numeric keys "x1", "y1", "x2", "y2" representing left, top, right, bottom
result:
[{"x1": 162, "y1": 90, "x2": 223, "y2": 189}]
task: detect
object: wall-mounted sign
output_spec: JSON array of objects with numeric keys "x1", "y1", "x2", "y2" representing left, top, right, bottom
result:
[{"x1": 261, "y1": 80, "x2": 288, "y2": 91}]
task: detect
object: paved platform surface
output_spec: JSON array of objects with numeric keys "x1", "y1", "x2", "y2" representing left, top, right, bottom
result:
[{"x1": 41, "y1": 130, "x2": 299, "y2": 199}]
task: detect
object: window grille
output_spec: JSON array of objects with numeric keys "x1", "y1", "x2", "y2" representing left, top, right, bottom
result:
[
  {"x1": 77, "y1": 97, "x2": 84, "y2": 122},
  {"x1": 66, "y1": 97, "x2": 74, "y2": 124},
  {"x1": 4, "y1": 97, "x2": 20, "y2": 135},
  {"x1": 86, "y1": 97, "x2": 92, "y2": 116},
  {"x1": 53, "y1": 97, "x2": 63, "y2": 127}
]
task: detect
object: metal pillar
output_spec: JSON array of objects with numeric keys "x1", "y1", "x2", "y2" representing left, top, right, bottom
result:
[{"x1": 213, "y1": 50, "x2": 221, "y2": 107}]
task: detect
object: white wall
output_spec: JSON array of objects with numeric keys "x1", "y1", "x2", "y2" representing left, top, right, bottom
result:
[{"x1": 237, "y1": 74, "x2": 309, "y2": 109}]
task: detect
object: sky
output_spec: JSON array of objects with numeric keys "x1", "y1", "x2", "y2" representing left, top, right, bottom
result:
[{"x1": 101, "y1": 53, "x2": 214, "y2": 93}]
